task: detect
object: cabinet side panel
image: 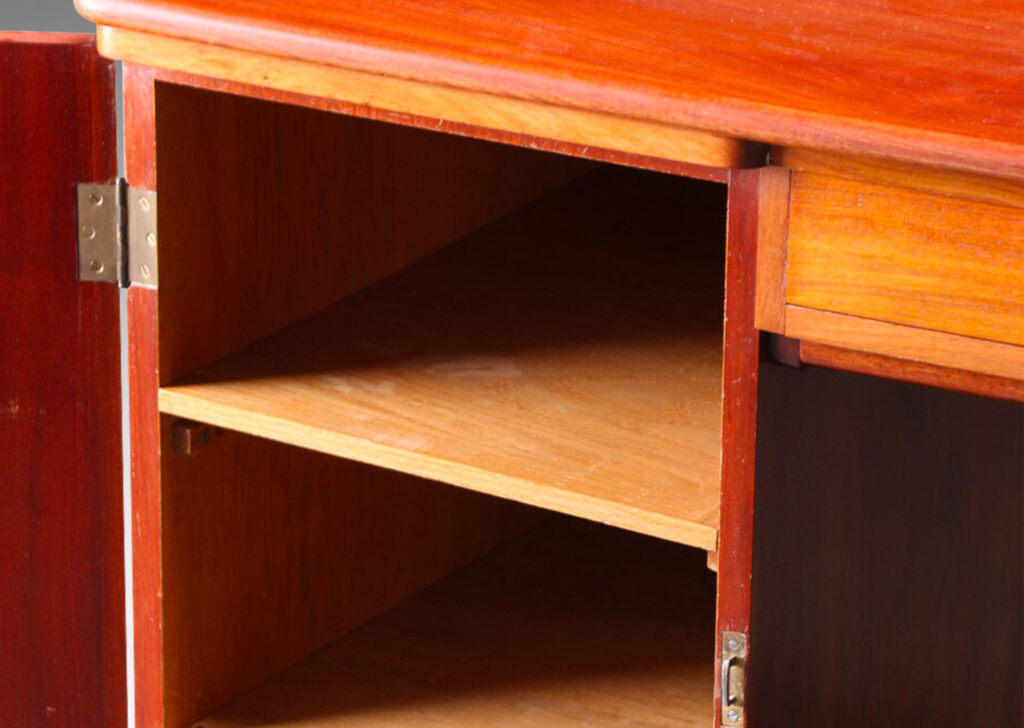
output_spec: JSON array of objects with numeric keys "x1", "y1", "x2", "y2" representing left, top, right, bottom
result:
[
  {"x1": 714, "y1": 168, "x2": 763, "y2": 726},
  {"x1": 0, "y1": 35, "x2": 125, "y2": 728},
  {"x1": 122, "y1": 62, "x2": 164, "y2": 728},
  {"x1": 750, "y1": 365, "x2": 1023, "y2": 726}
]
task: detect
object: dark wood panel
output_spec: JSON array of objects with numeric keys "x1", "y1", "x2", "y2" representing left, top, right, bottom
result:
[
  {"x1": 0, "y1": 33, "x2": 125, "y2": 728},
  {"x1": 77, "y1": 0, "x2": 1024, "y2": 177},
  {"x1": 750, "y1": 365, "x2": 1023, "y2": 727}
]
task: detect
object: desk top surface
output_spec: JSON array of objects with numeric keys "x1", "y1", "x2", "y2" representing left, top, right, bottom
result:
[{"x1": 77, "y1": 0, "x2": 1024, "y2": 178}]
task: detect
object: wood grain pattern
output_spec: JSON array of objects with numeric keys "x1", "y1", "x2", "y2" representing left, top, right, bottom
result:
[
  {"x1": 160, "y1": 423, "x2": 537, "y2": 728},
  {"x1": 195, "y1": 518, "x2": 716, "y2": 728},
  {"x1": 787, "y1": 172, "x2": 1024, "y2": 346},
  {"x1": 98, "y1": 27, "x2": 757, "y2": 171},
  {"x1": 145, "y1": 65, "x2": 732, "y2": 184},
  {"x1": 0, "y1": 34, "x2": 125, "y2": 728},
  {"x1": 786, "y1": 306, "x2": 1024, "y2": 382},
  {"x1": 753, "y1": 167, "x2": 790, "y2": 334},
  {"x1": 774, "y1": 147, "x2": 1024, "y2": 209},
  {"x1": 800, "y1": 340, "x2": 1024, "y2": 402},
  {"x1": 713, "y1": 168, "x2": 763, "y2": 727},
  {"x1": 155, "y1": 82, "x2": 590, "y2": 384},
  {"x1": 122, "y1": 62, "x2": 163, "y2": 728},
  {"x1": 159, "y1": 170, "x2": 727, "y2": 550},
  {"x1": 77, "y1": 0, "x2": 1024, "y2": 177},
  {"x1": 750, "y1": 364, "x2": 1023, "y2": 726}
]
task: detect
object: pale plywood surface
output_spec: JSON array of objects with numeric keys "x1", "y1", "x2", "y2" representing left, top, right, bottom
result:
[
  {"x1": 160, "y1": 170, "x2": 727, "y2": 550},
  {"x1": 193, "y1": 517, "x2": 716, "y2": 728}
]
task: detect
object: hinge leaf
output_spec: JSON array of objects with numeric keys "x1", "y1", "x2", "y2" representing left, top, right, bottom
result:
[{"x1": 76, "y1": 180, "x2": 124, "y2": 284}]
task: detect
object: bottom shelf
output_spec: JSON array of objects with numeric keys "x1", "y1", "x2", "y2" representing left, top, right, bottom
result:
[{"x1": 194, "y1": 518, "x2": 715, "y2": 728}]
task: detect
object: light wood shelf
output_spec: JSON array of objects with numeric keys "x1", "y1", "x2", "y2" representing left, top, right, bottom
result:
[
  {"x1": 192, "y1": 517, "x2": 716, "y2": 728},
  {"x1": 159, "y1": 169, "x2": 726, "y2": 549}
]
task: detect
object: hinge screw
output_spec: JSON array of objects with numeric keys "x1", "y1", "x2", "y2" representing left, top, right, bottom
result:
[
  {"x1": 727, "y1": 708, "x2": 739, "y2": 722},
  {"x1": 727, "y1": 638, "x2": 740, "y2": 652},
  {"x1": 89, "y1": 259, "x2": 105, "y2": 273},
  {"x1": 88, "y1": 192, "x2": 104, "y2": 205},
  {"x1": 139, "y1": 263, "x2": 152, "y2": 279},
  {"x1": 138, "y1": 196, "x2": 151, "y2": 212},
  {"x1": 81, "y1": 225, "x2": 96, "y2": 239},
  {"x1": 146, "y1": 232, "x2": 157, "y2": 247}
]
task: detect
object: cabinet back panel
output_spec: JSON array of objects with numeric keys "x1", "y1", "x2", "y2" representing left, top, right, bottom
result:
[
  {"x1": 155, "y1": 83, "x2": 588, "y2": 384},
  {"x1": 750, "y1": 365, "x2": 1023, "y2": 726}
]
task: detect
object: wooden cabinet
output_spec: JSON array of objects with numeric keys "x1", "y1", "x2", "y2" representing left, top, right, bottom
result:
[{"x1": 3, "y1": 2, "x2": 1022, "y2": 726}]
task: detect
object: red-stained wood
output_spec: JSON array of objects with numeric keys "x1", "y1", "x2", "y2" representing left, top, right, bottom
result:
[
  {"x1": 0, "y1": 34, "x2": 125, "y2": 728},
  {"x1": 800, "y1": 340, "x2": 1024, "y2": 403},
  {"x1": 147, "y1": 67, "x2": 732, "y2": 184},
  {"x1": 76, "y1": 0, "x2": 1024, "y2": 178},
  {"x1": 714, "y1": 168, "x2": 762, "y2": 725},
  {"x1": 122, "y1": 62, "x2": 163, "y2": 728}
]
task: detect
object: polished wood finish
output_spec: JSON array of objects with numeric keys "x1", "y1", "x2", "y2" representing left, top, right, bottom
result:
[
  {"x1": 0, "y1": 33, "x2": 125, "y2": 728},
  {"x1": 78, "y1": 0, "x2": 1024, "y2": 178},
  {"x1": 195, "y1": 517, "x2": 716, "y2": 728},
  {"x1": 155, "y1": 83, "x2": 589, "y2": 384},
  {"x1": 96, "y1": 27, "x2": 758, "y2": 171},
  {"x1": 159, "y1": 170, "x2": 727, "y2": 550},
  {"x1": 122, "y1": 61, "x2": 163, "y2": 728},
  {"x1": 714, "y1": 168, "x2": 764, "y2": 726},
  {"x1": 774, "y1": 148, "x2": 1024, "y2": 209},
  {"x1": 787, "y1": 171, "x2": 1024, "y2": 346},
  {"x1": 786, "y1": 306, "x2": 1024, "y2": 382},
  {"x1": 161, "y1": 424, "x2": 536, "y2": 728},
  {"x1": 750, "y1": 364, "x2": 1023, "y2": 726},
  {"x1": 800, "y1": 341, "x2": 1024, "y2": 403},
  {"x1": 753, "y1": 167, "x2": 790, "y2": 334},
  {"x1": 97, "y1": 27, "x2": 761, "y2": 170}
]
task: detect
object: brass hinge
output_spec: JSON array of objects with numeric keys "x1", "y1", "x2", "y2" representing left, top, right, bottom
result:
[
  {"x1": 77, "y1": 181, "x2": 158, "y2": 288},
  {"x1": 721, "y1": 631, "x2": 747, "y2": 726}
]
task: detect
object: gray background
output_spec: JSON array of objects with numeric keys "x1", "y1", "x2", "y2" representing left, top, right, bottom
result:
[
  {"x1": 3, "y1": 0, "x2": 94, "y2": 32},
  {"x1": 4, "y1": 3, "x2": 134, "y2": 724}
]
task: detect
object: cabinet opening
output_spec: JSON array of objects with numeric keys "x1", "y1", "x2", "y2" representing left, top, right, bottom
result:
[
  {"x1": 155, "y1": 83, "x2": 727, "y2": 550},
  {"x1": 152, "y1": 83, "x2": 727, "y2": 727},
  {"x1": 188, "y1": 510, "x2": 716, "y2": 728}
]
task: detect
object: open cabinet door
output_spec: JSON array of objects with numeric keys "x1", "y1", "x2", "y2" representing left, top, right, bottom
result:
[{"x1": 0, "y1": 33, "x2": 125, "y2": 727}]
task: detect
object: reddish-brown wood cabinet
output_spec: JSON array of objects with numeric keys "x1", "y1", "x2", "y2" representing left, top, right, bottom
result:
[{"x1": 3, "y1": 3, "x2": 1022, "y2": 725}]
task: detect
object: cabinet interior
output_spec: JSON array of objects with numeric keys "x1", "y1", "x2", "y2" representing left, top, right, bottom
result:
[{"x1": 152, "y1": 83, "x2": 728, "y2": 727}]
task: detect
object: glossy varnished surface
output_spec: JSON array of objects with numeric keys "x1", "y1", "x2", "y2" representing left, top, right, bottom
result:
[
  {"x1": 0, "y1": 34, "x2": 125, "y2": 727},
  {"x1": 77, "y1": 0, "x2": 1024, "y2": 177},
  {"x1": 159, "y1": 170, "x2": 727, "y2": 549},
  {"x1": 196, "y1": 517, "x2": 716, "y2": 728}
]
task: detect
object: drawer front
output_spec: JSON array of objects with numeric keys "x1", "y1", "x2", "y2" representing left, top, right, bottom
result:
[{"x1": 787, "y1": 172, "x2": 1024, "y2": 346}]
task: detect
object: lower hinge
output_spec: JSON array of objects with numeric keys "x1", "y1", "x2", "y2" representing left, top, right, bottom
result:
[
  {"x1": 721, "y1": 631, "x2": 747, "y2": 726},
  {"x1": 77, "y1": 180, "x2": 158, "y2": 288}
]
